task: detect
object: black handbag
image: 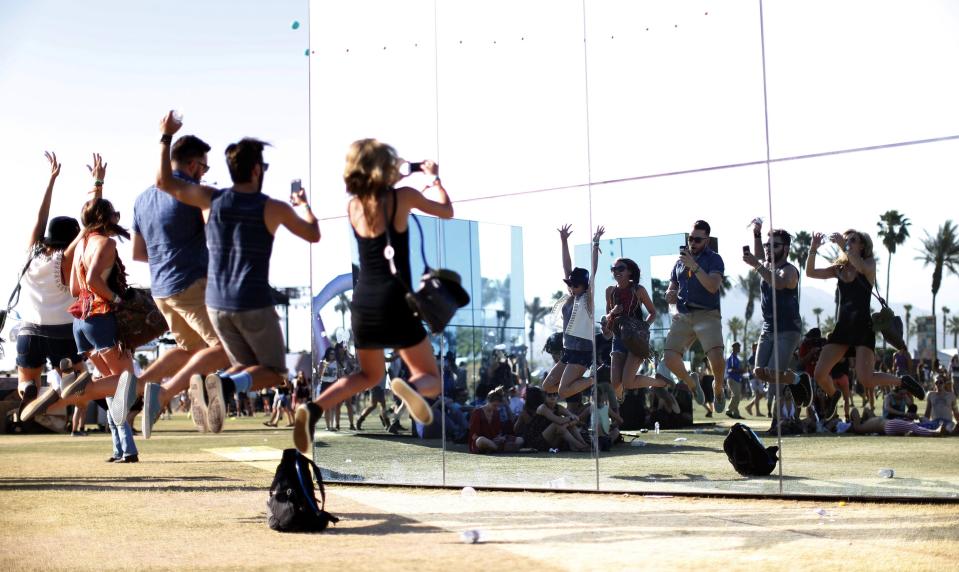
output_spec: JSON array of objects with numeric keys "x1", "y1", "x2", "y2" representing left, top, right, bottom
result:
[
  {"x1": 382, "y1": 192, "x2": 469, "y2": 333},
  {"x1": 858, "y1": 275, "x2": 906, "y2": 351},
  {"x1": 614, "y1": 315, "x2": 651, "y2": 360}
]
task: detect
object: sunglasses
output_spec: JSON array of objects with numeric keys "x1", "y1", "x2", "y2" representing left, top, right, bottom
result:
[
  {"x1": 261, "y1": 162, "x2": 270, "y2": 172},
  {"x1": 763, "y1": 242, "x2": 785, "y2": 249},
  {"x1": 546, "y1": 393, "x2": 559, "y2": 398},
  {"x1": 610, "y1": 265, "x2": 627, "y2": 273},
  {"x1": 196, "y1": 161, "x2": 210, "y2": 174},
  {"x1": 688, "y1": 236, "x2": 706, "y2": 244}
]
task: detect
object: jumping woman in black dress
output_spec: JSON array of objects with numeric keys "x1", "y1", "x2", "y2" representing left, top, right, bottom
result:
[
  {"x1": 294, "y1": 139, "x2": 453, "y2": 453},
  {"x1": 805, "y1": 230, "x2": 924, "y2": 420}
]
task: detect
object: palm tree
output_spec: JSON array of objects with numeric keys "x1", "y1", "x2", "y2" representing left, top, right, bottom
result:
[
  {"x1": 333, "y1": 293, "x2": 351, "y2": 330},
  {"x1": 903, "y1": 303, "x2": 913, "y2": 347},
  {"x1": 943, "y1": 306, "x2": 951, "y2": 342},
  {"x1": 949, "y1": 315, "x2": 959, "y2": 348},
  {"x1": 822, "y1": 315, "x2": 837, "y2": 336},
  {"x1": 738, "y1": 272, "x2": 761, "y2": 347},
  {"x1": 812, "y1": 307, "x2": 823, "y2": 328},
  {"x1": 525, "y1": 297, "x2": 551, "y2": 354},
  {"x1": 727, "y1": 317, "x2": 744, "y2": 342},
  {"x1": 876, "y1": 210, "x2": 911, "y2": 303},
  {"x1": 790, "y1": 231, "x2": 812, "y2": 303},
  {"x1": 916, "y1": 220, "x2": 959, "y2": 352}
]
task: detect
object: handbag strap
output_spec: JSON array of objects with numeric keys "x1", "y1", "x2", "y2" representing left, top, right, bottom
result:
[
  {"x1": 381, "y1": 188, "x2": 432, "y2": 290},
  {"x1": 6, "y1": 245, "x2": 41, "y2": 311},
  {"x1": 855, "y1": 272, "x2": 888, "y2": 309}
]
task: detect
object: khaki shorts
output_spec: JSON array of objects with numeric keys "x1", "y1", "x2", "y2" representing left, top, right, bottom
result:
[
  {"x1": 664, "y1": 309, "x2": 724, "y2": 354},
  {"x1": 154, "y1": 278, "x2": 221, "y2": 352},
  {"x1": 209, "y1": 306, "x2": 288, "y2": 374}
]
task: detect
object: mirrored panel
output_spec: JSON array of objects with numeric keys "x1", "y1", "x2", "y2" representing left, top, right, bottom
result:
[
  {"x1": 762, "y1": 0, "x2": 959, "y2": 499},
  {"x1": 767, "y1": 142, "x2": 959, "y2": 499},
  {"x1": 587, "y1": 166, "x2": 780, "y2": 495}
]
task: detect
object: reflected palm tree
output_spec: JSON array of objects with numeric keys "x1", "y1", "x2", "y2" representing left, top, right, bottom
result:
[
  {"x1": 812, "y1": 307, "x2": 823, "y2": 328},
  {"x1": 943, "y1": 306, "x2": 951, "y2": 342},
  {"x1": 876, "y1": 210, "x2": 911, "y2": 304},
  {"x1": 525, "y1": 296, "x2": 551, "y2": 356},
  {"x1": 790, "y1": 230, "x2": 812, "y2": 304},
  {"x1": 822, "y1": 315, "x2": 837, "y2": 336},
  {"x1": 727, "y1": 316, "x2": 744, "y2": 343},
  {"x1": 738, "y1": 273, "x2": 761, "y2": 348},
  {"x1": 916, "y1": 220, "x2": 959, "y2": 352},
  {"x1": 903, "y1": 303, "x2": 913, "y2": 347},
  {"x1": 948, "y1": 316, "x2": 959, "y2": 348},
  {"x1": 333, "y1": 293, "x2": 351, "y2": 330}
]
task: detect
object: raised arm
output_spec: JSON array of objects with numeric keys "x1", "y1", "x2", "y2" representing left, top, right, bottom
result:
[
  {"x1": 558, "y1": 224, "x2": 573, "y2": 278},
  {"x1": 156, "y1": 111, "x2": 215, "y2": 210},
  {"x1": 265, "y1": 188, "x2": 320, "y2": 243},
  {"x1": 752, "y1": 219, "x2": 763, "y2": 260},
  {"x1": 404, "y1": 161, "x2": 453, "y2": 219},
  {"x1": 833, "y1": 233, "x2": 877, "y2": 284},
  {"x1": 806, "y1": 232, "x2": 839, "y2": 280},
  {"x1": 29, "y1": 151, "x2": 61, "y2": 249},
  {"x1": 587, "y1": 226, "x2": 605, "y2": 314}
]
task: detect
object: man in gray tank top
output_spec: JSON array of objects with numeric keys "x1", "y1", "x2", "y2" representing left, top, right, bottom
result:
[{"x1": 155, "y1": 111, "x2": 320, "y2": 435}]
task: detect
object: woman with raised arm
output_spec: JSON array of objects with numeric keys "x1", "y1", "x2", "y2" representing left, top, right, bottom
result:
[
  {"x1": 541, "y1": 225, "x2": 603, "y2": 400},
  {"x1": 294, "y1": 139, "x2": 454, "y2": 453},
  {"x1": 805, "y1": 230, "x2": 924, "y2": 420},
  {"x1": 11, "y1": 152, "x2": 86, "y2": 423}
]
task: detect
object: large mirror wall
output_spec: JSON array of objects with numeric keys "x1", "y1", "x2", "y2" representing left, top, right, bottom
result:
[{"x1": 308, "y1": 0, "x2": 959, "y2": 499}]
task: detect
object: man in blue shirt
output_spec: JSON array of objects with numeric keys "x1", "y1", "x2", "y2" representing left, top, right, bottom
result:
[
  {"x1": 122, "y1": 135, "x2": 230, "y2": 438},
  {"x1": 725, "y1": 342, "x2": 745, "y2": 419},
  {"x1": 663, "y1": 219, "x2": 727, "y2": 413}
]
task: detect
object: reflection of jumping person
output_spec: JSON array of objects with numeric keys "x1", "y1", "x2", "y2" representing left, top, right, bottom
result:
[
  {"x1": 601, "y1": 257, "x2": 658, "y2": 399},
  {"x1": 294, "y1": 139, "x2": 453, "y2": 453},
  {"x1": 743, "y1": 224, "x2": 806, "y2": 411},
  {"x1": 663, "y1": 220, "x2": 727, "y2": 413},
  {"x1": 542, "y1": 224, "x2": 603, "y2": 399},
  {"x1": 805, "y1": 230, "x2": 924, "y2": 420},
  {"x1": 155, "y1": 111, "x2": 321, "y2": 434}
]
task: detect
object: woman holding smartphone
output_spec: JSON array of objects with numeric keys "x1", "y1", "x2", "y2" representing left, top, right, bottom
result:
[
  {"x1": 294, "y1": 139, "x2": 453, "y2": 453},
  {"x1": 805, "y1": 230, "x2": 924, "y2": 420}
]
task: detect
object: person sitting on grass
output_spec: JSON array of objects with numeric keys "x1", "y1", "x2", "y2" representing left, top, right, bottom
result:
[
  {"x1": 922, "y1": 376, "x2": 958, "y2": 433},
  {"x1": 468, "y1": 387, "x2": 524, "y2": 454},
  {"x1": 883, "y1": 387, "x2": 915, "y2": 420},
  {"x1": 849, "y1": 407, "x2": 945, "y2": 437},
  {"x1": 518, "y1": 387, "x2": 589, "y2": 453}
]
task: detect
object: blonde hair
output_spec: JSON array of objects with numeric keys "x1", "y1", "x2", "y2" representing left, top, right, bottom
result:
[
  {"x1": 834, "y1": 228, "x2": 874, "y2": 266},
  {"x1": 343, "y1": 139, "x2": 400, "y2": 229}
]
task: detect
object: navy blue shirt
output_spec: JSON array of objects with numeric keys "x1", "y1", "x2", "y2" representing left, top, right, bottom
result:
[
  {"x1": 132, "y1": 171, "x2": 208, "y2": 298},
  {"x1": 205, "y1": 188, "x2": 274, "y2": 312},
  {"x1": 760, "y1": 262, "x2": 802, "y2": 333},
  {"x1": 670, "y1": 248, "x2": 724, "y2": 313}
]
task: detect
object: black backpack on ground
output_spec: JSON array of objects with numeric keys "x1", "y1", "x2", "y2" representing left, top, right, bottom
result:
[
  {"x1": 267, "y1": 448, "x2": 338, "y2": 532},
  {"x1": 723, "y1": 423, "x2": 779, "y2": 477}
]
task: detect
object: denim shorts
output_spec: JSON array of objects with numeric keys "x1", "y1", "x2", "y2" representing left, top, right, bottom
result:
[
  {"x1": 73, "y1": 313, "x2": 119, "y2": 354},
  {"x1": 561, "y1": 348, "x2": 593, "y2": 367},
  {"x1": 611, "y1": 335, "x2": 627, "y2": 355},
  {"x1": 16, "y1": 334, "x2": 82, "y2": 369}
]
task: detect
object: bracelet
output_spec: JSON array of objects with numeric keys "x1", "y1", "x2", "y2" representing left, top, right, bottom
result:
[{"x1": 160, "y1": 134, "x2": 173, "y2": 145}]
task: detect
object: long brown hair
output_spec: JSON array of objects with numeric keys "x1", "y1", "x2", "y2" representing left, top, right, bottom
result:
[
  {"x1": 343, "y1": 139, "x2": 400, "y2": 230},
  {"x1": 81, "y1": 198, "x2": 130, "y2": 240}
]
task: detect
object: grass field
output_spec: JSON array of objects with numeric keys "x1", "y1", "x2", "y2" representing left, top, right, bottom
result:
[{"x1": 1, "y1": 414, "x2": 958, "y2": 571}]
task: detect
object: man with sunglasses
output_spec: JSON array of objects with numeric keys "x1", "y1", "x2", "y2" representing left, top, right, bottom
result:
[
  {"x1": 131, "y1": 134, "x2": 231, "y2": 437},
  {"x1": 154, "y1": 111, "x2": 320, "y2": 440},
  {"x1": 743, "y1": 223, "x2": 807, "y2": 413},
  {"x1": 664, "y1": 219, "x2": 728, "y2": 413}
]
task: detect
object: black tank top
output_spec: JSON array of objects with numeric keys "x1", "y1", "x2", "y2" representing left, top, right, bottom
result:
[
  {"x1": 353, "y1": 189, "x2": 413, "y2": 290},
  {"x1": 836, "y1": 271, "x2": 872, "y2": 324}
]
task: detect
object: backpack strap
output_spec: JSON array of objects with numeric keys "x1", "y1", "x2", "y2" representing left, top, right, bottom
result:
[
  {"x1": 855, "y1": 272, "x2": 888, "y2": 309},
  {"x1": 5, "y1": 245, "x2": 41, "y2": 311},
  {"x1": 303, "y1": 455, "x2": 329, "y2": 510},
  {"x1": 293, "y1": 452, "x2": 321, "y2": 516}
]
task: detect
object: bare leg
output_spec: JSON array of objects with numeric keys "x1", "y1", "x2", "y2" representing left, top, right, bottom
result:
[
  {"x1": 663, "y1": 350, "x2": 697, "y2": 391},
  {"x1": 706, "y1": 347, "x2": 726, "y2": 401},
  {"x1": 136, "y1": 347, "x2": 191, "y2": 389},
  {"x1": 542, "y1": 362, "x2": 565, "y2": 393},
  {"x1": 557, "y1": 364, "x2": 591, "y2": 399},
  {"x1": 157, "y1": 346, "x2": 230, "y2": 405},
  {"x1": 473, "y1": 436, "x2": 499, "y2": 453},
  {"x1": 610, "y1": 352, "x2": 626, "y2": 399},
  {"x1": 397, "y1": 339, "x2": 441, "y2": 398},
  {"x1": 855, "y1": 348, "x2": 902, "y2": 390},
  {"x1": 813, "y1": 344, "x2": 847, "y2": 395},
  {"x1": 314, "y1": 349, "x2": 386, "y2": 411},
  {"x1": 624, "y1": 375, "x2": 668, "y2": 389}
]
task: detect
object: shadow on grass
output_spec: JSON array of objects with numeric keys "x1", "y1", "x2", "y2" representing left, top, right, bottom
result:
[{"x1": 0, "y1": 475, "x2": 263, "y2": 492}]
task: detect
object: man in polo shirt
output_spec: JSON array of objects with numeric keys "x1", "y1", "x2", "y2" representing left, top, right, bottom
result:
[
  {"x1": 725, "y1": 342, "x2": 746, "y2": 419},
  {"x1": 664, "y1": 219, "x2": 728, "y2": 413},
  {"x1": 126, "y1": 134, "x2": 230, "y2": 437}
]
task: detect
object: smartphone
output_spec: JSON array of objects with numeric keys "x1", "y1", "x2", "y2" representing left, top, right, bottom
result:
[
  {"x1": 408, "y1": 162, "x2": 423, "y2": 174},
  {"x1": 679, "y1": 245, "x2": 688, "y2": 254},
  {"x1": 290, "y1": 179, "x2": 302, "y2": 203},
  {"x1": 742, "y1": 245, "x2": 751, "y2": 255}
]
